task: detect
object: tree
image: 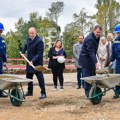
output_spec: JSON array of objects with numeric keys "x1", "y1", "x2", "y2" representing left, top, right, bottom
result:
[
  {"x1": 5, "y1": 33, "x2": 20, "y2": 58},
  {"x1": 63, "y1": 8, "x2": 95, "y2": 58},
  {"x1": 14, "y1": 18, "x2": 26, "y2": 51},
  {"x1": 28, "y1": 12, "x2": 42, "y2": 33},
  {"x1": 95, "y1": 0, "x2": 120, "y2": 36},
  {"x1": 39, "y1": 18, "x2": 56, "y2": 58},
  {"x1": 46, "y1": 1, "x2": 64, "y2": 39},
  {"x1": 63, "y1": 22, "x2": 78, "y2": 58},
  {"x1": 73, "y1": 8, "x2": 95, "y2": 35}
]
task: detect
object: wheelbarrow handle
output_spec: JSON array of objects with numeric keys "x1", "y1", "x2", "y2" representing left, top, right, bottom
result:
[{"x1": 19, "y1": 52, "x2": 35, "y2": 69}]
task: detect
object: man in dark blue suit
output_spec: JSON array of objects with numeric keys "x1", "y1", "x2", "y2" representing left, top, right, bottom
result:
[
  {"x1": 22, "y1": 27, "x2": 46, "y2": 99},
  {"x1": 79, "y1": 25, "x2": 102, "y2": 97}
]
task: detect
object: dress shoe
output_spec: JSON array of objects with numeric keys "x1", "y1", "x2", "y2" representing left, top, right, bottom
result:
[
  {"x1": 39, "y1": 94, "x2": 46, "y2": 99},
  {"x1": 113, "y1": 95, "x2": 119, "y2": 99},
  {"x1": 76, "y1": 86, "x2": 81, "y2": 89},
  {"x1": 24, "y1": 91, "x2": 33, "y2": 96},
  {"x1": 0, "y1": 92, "x2": 8, "y2": 98}
]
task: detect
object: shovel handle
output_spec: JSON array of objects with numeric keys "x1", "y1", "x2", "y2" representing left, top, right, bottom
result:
[
  {"x1": 96, "y1": 55, "x2": 101, "y2": 69},
  {"x1": 20, "y1": 52, "x2": 35, "y2": 69}
]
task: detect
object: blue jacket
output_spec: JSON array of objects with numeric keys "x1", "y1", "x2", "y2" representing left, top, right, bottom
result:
[
  {"x1": 110, "y1": 37, "x2": 120, "y2": 61},
  {"x1": 79, "y1": 32, "x2": 100, "y2": 68},
  {"x1": 0, "y1": 36, "x2": 7, "y2": 62},
  {"x1": 22, "y1": 35, "x2": 44, "y2": 73},
  {"x1": 110, "y1": 36, "x2": 120, "y2": 73}
]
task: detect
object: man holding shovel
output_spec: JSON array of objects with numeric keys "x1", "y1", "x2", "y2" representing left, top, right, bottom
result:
[
  {"x1": 79, "y1": 25, "x2": 102, "y2": 97},
  {"x1": 21, "y1": 27, "x2": 46, "y2": 99}
]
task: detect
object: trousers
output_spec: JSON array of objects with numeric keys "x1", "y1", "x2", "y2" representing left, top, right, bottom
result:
[
  {"x1": 77, "y1": 68, "x2": 84, "y2": 87},
  {"x1": 82, "y1": 67, "x2": 96, "y2": 97},
  {"x1": 51, "y1": 67, "x2": 64, "y2": 87},
  {"x1": 26, "y1": 72, "x2": 46, "y2": 94}
]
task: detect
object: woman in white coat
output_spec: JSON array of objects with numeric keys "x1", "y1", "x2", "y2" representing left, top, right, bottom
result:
[{"x1": 97, "y1": 37, "x2": 108, "y2": 68}]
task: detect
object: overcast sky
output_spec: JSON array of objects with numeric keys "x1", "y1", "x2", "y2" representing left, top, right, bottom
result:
[{"x1": 0, "y1": 0, "x2": 120, "y2": 34}]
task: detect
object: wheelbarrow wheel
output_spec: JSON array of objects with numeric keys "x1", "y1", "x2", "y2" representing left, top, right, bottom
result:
[
  {"x1": 10, "y1": 89, "x2": 23, "y2": 106},
  {"x1": 89, "y1": 86, "x2": 102, "y2": 105}
]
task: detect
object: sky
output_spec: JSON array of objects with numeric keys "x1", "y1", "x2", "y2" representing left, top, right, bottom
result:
[{"x1": 0, "y1": 0, "x2": 120, "y2": 34}]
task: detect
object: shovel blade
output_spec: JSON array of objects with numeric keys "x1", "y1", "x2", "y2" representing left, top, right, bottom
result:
[
  {"x1": 96, "y1": 67, "x2": 109, "y2": 74},
  {"x1": 35, "y1": 66, "x2": 47, "y2": 71}
]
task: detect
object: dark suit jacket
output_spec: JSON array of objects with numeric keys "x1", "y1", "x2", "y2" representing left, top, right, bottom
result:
[
  {"x1": 79, "y1": 32, "x2": 100, "y2": 68},
  {"x1": 22, "y1": 35, "x2": 44, "y2": 73}
]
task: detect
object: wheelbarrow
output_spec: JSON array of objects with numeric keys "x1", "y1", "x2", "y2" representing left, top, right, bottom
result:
[
  {"x1": 81, "y1": 74, "x2": 120, "y2": 105},
  {"x1": 0, "y1": 74, "x2": 33, "y2": 107}
]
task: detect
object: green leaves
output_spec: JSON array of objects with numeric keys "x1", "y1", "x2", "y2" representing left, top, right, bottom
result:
[{"x1": 95, "y1": 0, "x2": 120, "y2": 36}]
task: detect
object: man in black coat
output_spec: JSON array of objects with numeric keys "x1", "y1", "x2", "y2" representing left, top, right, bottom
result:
[
  {"x1": 22, "y1": 27, "x2": 46, "y2": 99},
  {"x1": 79, "y1": 25, "x2": 102, "y2": 97}
]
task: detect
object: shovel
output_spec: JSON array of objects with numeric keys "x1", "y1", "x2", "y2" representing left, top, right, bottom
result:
[
  {"x1": 96, "y1": 55, "x2": 109, "y2": 74},
  {"x1": 20, "y1": 52, "x2": 47, "y2": 72}
]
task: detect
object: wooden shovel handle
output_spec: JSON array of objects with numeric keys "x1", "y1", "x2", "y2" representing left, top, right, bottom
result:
[
  {"x1": 96, "y1": 55, "x2": 101, "y2": 69},
  {"x1": 20, "y1": 52, "x2": 35, "y2": 69}
]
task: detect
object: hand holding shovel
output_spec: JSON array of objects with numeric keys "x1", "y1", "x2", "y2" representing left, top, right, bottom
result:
[
  {"x1": 20, "y1": 52, "x2": 47, "y2": 72},
  {"x1": 96, "y1": 55, "x2": 109, "y2": 74}
]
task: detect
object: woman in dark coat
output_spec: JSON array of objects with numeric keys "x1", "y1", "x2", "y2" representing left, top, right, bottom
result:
[{"x1": 48, "y1": 40, "x2": 67, "y2": 91}]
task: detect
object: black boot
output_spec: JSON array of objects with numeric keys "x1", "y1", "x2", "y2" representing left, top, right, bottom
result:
[
  {"x1": 76, "y1": 85, "x2": 81, "y2": 89},
  {"x1": 113, "y1": 94, "x2": 119, "y2": 99},
  {"x1": 24, "y1": 91, "x2": 33, "y2": 96},
  {"x1": 39, "y1": 93, "x2": 46, "y2": 99},
  {"x1": 0, "y1": 91, "x2": 8, "y2": 98}
]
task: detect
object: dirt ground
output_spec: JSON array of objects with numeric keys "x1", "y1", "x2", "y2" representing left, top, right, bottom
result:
[{"x1": 0, "y1": 73, "x2": 120, "y2": 120}]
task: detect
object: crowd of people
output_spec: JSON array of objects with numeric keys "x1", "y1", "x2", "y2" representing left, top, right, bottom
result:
[{"x1": 0, "y1": 22, "x2": 120, "y2": 100}]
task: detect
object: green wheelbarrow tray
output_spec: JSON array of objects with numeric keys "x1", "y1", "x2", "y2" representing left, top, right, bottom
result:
[
  {"x1": 0, "y1": 74, "x2": 33, "y2": 106},
  {"x1": 81, "y1": 74, "x2": 120, "y2": 105}
]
